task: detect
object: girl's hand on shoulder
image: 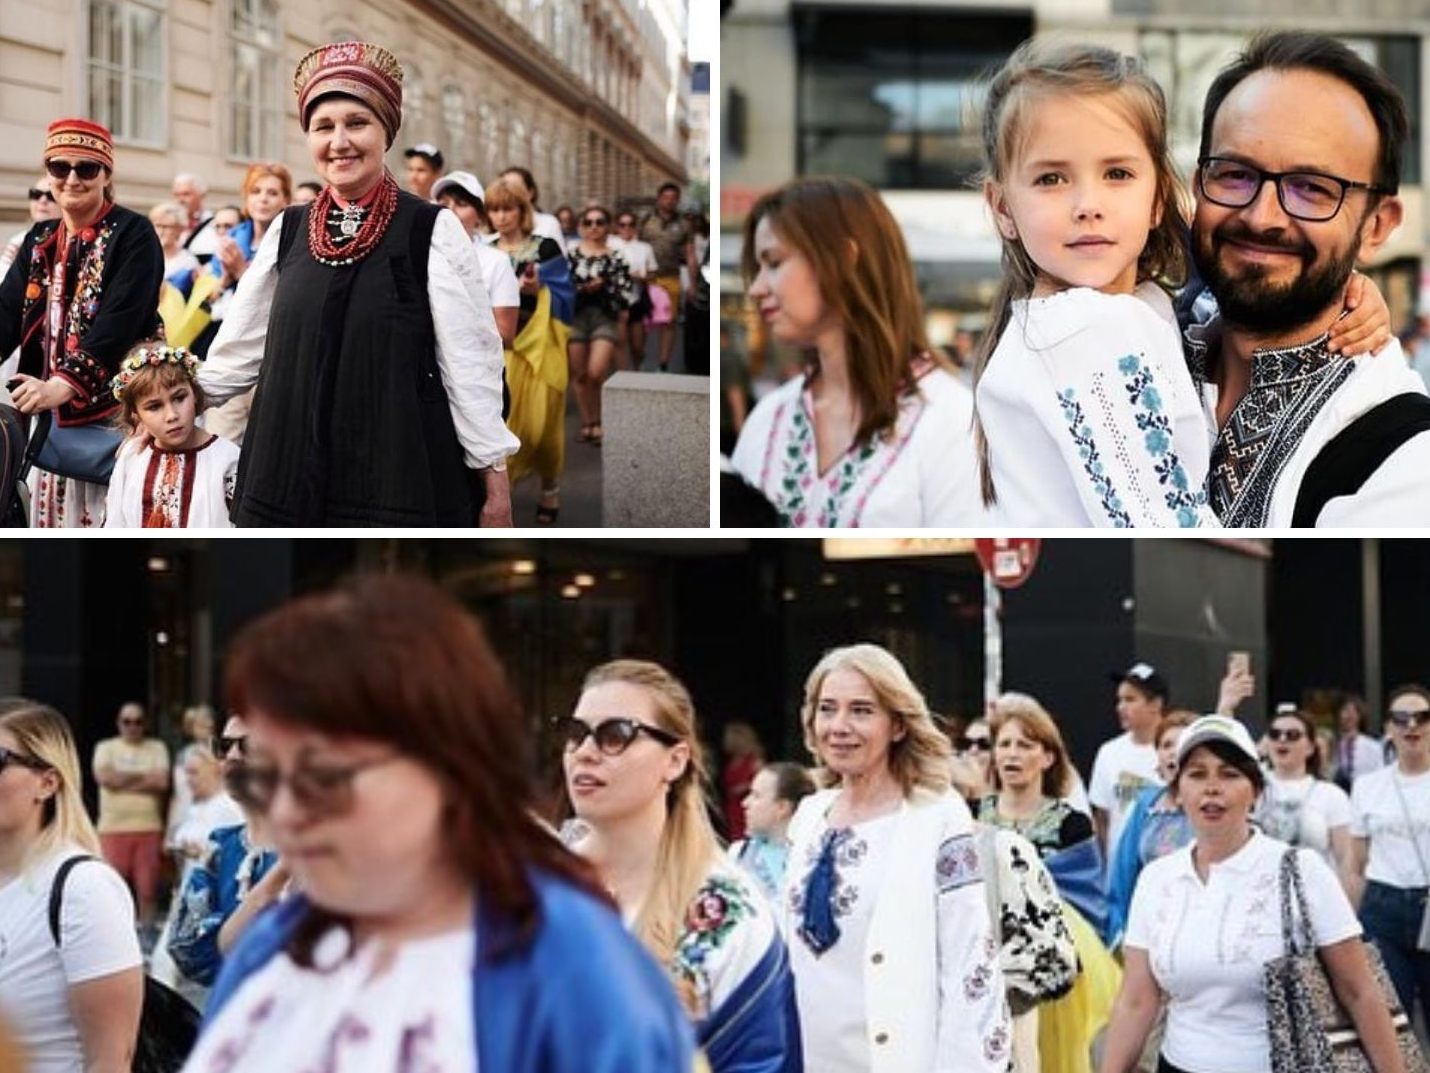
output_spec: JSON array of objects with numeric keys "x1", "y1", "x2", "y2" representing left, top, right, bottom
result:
[{"x1": 1329, "y1": 271, "x2": 1393, "y2": 356}]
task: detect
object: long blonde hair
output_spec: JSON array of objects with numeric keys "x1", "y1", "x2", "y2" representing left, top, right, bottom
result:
[
  {"x1": 799, "y1": 644, "x2": 952, "y2": 796},
  {"x1": 972, "y1": 38, "x2": 1189, "y2": 505},
  {"x1": 0, "y1": 701, "x2": 100, "y2": 867},
  {"x1": 580, "y1": 660, "x2": 720, "y2": 982}
]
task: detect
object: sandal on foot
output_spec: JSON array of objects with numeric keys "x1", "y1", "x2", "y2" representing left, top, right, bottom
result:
[
  {"x1": 588, "y1": 424, "x2": 603, "y2": 446},
  {"x1": 576, "y1": 424, "x2": 593, "y2": 443},
  {"x1": 536, "y1": 491, "x2": 560, "y2": 525}
]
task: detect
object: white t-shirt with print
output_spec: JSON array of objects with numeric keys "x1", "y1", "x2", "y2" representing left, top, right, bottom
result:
[
  {"x1": 472, "y1": 239, "x2": 519, "y2": 311},
  {"x1": 1255, "y1": 774, "x2": 1351, "y2": 868},
  {"x1": 0, "y1": 848, "x2": 141, "y2": 1073},
  {"x1": 182, "y1": 926, "x2": 476, "y2": 1073},
  {"x1": 1125, "y1": 833, "x2": 1360, "y2": 1073},
  {"x1": 1088, "y1": 732, "x2": 1162, "y2": 857},
  {"x1": 1350, "y1": 765, "x2": 1430, "y2": 888}
]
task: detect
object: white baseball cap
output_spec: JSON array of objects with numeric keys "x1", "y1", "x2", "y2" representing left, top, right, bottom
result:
[
  {"x1": 1175, "y1": 714, "x2": 1261, "y2": 768},
  {"x1": 431, "y1": 170, "x2": 484, "y2": 204}
]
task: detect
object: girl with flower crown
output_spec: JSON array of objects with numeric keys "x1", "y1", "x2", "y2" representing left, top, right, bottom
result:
[{"x1": 104, "y1": 342, "x2": 239, "y2": 527}]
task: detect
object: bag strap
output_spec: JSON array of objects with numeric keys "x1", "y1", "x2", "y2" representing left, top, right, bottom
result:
[
  {"x1": 48, "y1": 854, "x2": 100, "y2": 947},
  {"x1": 1278, "y1": 848, "x2": 1318, "y2": 955},
  {"x1": 1291, "y1": 392, "x2": 1430, "y2": 526},
  {"x1": 1390, "y1": 772, "x2": 1430, "y2": 886}
]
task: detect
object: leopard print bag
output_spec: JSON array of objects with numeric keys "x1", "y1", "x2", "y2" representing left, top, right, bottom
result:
[{"x1": 1264, "y1": 848, "x2": 1428, "y2": 1073}]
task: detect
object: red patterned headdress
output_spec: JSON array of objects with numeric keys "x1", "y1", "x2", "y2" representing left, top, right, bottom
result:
[
  {"x1": 45, "y1": 118, "x2": 114, "y2": 171},
  {"x1": 294, "y1": 42, "x2": 403, "y2": 147}
]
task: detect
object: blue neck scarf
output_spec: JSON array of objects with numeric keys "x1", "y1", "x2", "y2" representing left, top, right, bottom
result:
[{"x1": 798, "y1": 828, "x2": 847, "y2": 956}]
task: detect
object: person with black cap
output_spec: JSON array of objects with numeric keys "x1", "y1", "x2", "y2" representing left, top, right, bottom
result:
[
  {"x1": 403, "y1": 142, "x2": 443, "y2": 201},
  {"x1": 1089, "y1": 663, "x2": 1168, "y2": 861}
]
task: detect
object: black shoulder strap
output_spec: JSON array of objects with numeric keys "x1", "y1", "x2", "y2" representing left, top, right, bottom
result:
[
  {"x1": 1291, "y1": 392, "x2": 1430, "y2": 527},
  {"x1": 48, "y1": 854, "x2": 100, "y2": 947},
  {"x1": 274, "y1": 204, "x2": 308, "y2": 272},
  {"x1": 409, "y1": 200, "x2": 441, "y2": 293}
]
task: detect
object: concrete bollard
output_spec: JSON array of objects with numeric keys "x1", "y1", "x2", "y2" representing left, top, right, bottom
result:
[{"x1": 602, "y1": 372, "x2": 710, "y2": 527}]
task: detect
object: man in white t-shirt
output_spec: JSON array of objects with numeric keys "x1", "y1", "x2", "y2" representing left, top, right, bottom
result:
[{"x1": 1088, "y1": 662, "x2": 1167, "y2": 863}]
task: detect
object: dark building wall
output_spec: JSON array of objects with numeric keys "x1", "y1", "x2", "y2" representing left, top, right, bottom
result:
[
  {"x1": 1377, "y1": 540, "x2": 1430, "y2": 701},
  {"x1": 1267, "y1": 540, "x2": 1364, "y2": 710}
]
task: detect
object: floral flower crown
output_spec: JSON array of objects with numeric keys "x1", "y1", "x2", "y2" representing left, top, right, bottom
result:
[{"x1": 112, "y1": 344, "x2": 202, "y2": 402}]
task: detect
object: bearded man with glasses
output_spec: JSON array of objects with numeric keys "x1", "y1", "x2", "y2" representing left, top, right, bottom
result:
[
  {"x1": 0, "y1": 117, "x2": 163, "y2": 526},
  {"x1": 1185, "y1": 32, "x2": 1430, "y2": 527}
]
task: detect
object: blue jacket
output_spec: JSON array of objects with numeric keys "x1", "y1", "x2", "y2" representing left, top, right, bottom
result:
[
  {"x1": 168, "y1": 823, "x2": 279, "y2": 986},
  {"x1": 206, "y1": 869, "x2": 696, "y2": 1072}
]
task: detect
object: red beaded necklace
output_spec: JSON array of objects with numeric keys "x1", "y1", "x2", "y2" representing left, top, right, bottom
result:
[{"x1": 306, "y1": 171, "x2": 400, "y2": 267}]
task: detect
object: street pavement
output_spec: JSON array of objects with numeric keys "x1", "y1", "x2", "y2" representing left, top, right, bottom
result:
[{"x1": 510, "y1": 323, "x2": 696, "y2": 528}]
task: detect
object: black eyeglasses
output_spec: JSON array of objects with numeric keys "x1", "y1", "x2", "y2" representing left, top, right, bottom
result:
[
  {"x1": 0, "y1": 745, "x2": 49, "y2": 773},
  {"x1": 45, "y1": 159, "x2": 105, "y2": 182},
  {"x1": 28, "y1": 188, "x2": 55, "y2": 203},
  {"x1": 580, "y1": 217, "x2": 608, "y2": 227},
  {"x1": 554, "y1": 716, "x2": 679, "y2": 756},
  {"x1": 1198, "y1": 156, "x2": 1390, "y2": 223},
  {"x1": 617, "y1": 219, "x2": 635, "y2": 228},
  {"x1": 226, "y1": 754, "x2": 402, "y2": 818},
  {"x1": 1267, "y1": 727, "x2": 1306, "y2": 743},
  {"x1": 955, "y1": 736, "x2": 993, "y2": 754},
  {"x1": 212, "y1": 735, "x2": 249, "y2": 759},
  {"x1": 1387, "y1": 709, "x2": 1430, "y2": 729},
  {"x1": 119, "y1": 718, "x2": 144, "y2": 728}
]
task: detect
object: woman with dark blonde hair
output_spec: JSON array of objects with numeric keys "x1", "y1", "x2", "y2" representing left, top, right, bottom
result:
[
  {"x1": 189, "y1": 576, "x2": 692, "y2": 1071},
  {"x1": 730, "y1": 176, "x2": 982, "y2": 527},
  {"x1": 783, "y1": 643, "x2": 1009, "y2": 1073},
  {"x1": 0, "y1": 700, "x2": 143, "y2": 1073},
  {"x1": 561, "y1": 659, "x2": 800, "y2": 1073}
]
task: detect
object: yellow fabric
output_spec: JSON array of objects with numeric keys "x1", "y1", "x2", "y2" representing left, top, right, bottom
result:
[
  {"x1": 93, "y1": 738, "x2": 169, "y2": 833},
  {"x1": 505, "y1": 286, "x2": 569, "y2": 485},
  {"x1": 157, "y1": 271, "x2": 223, "y2": 349},
  {"x1": 1039, "y1": 901, "x2": 1122, "y2": 1073}
]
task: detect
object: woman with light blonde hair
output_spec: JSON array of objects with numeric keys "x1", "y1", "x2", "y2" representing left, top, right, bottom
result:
[
  {"x1": 783, "y1": 643, "x2": 1009, "y2": 1073},
  {"x1": 0, "y1": 700, "x2": 143, "y2": 1073},
  {"x1": 560, "y1": 659, "x2": 800, "y2": 1072}
]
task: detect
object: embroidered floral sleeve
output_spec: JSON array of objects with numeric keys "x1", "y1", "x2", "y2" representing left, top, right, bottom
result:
[{"x1": 603, "y1": 252, "x2": 636, "y2": 312}]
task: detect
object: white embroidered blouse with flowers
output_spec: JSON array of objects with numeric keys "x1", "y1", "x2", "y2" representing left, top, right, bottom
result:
[
  {"x1": 104, "y1": 434, "x2": 239, "y2": 528},
  {"x1": 731, "y1": 360, "x2": 984, "y2": 528},
  {"x1": 181, "y1": 926, "x2": 475, "y2": 1073},
  {"x1": 977, "y1": 282, "x2": 1216, "y2": 527}
]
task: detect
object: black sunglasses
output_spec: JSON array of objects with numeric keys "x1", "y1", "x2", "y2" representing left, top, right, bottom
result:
[
  {"x1": 580, "y1": 216, "x2": 608, "y2": 227},
  {"x1": 0, "y1": 745, "x2": 49, "y2": 773},
  {"x1": 28, "y1": 188, "x2": 55, "y2": 203},
  {"x1": 955, "y1": 736, "x2": 993, "y2": 753},
  {"x1": 1387, "y1": 709, "x2": 1430, "y2": 728},
  {"x1": 554, "y1": 715, "x2": 679, "y2": 756},
  {"x1": 617, "y1": 218, "x2": 635, "y2": 227},
  {"x1": 1267, "y1": 727, "x2": 1306, "y2": 743},
  {"x1": 212, "y1": 734, "x2": 249, "y2": 759},
  {"x1": 45, "y1": 159, "x2": 105, "y2": 182}
]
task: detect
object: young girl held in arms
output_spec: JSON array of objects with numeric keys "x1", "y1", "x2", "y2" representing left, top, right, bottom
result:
[
  {"x1": 974, "y1": 41, "x2": 1384, "y2": 527},
  {"x1": 105, "y1": 343, "x2": 240, "y2": 528}
]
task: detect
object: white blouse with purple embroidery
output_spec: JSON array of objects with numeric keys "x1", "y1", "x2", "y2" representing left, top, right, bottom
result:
[
  {"x1": 180, "y1": 927, "x2": 475, "y2": 1073},
  {"x1": 731, "y1": 366, "x2": 984, "y2": 528},
  {"x1": 976, "y1": 282, "x2": 1216, "y2": 528}
]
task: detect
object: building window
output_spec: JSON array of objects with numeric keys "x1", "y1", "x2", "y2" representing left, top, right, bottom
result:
[
  {"x1": 86, "y1": 0, "x2": 166, "y2": 146},
  {"x1": 795, "y1": 9, "x2": 1030, "y2": 190},
  {"x1": 228, "y1": 0, "x2": 281, "y2": 161},
  {"x1": 405, "y1": 65, "x2": 427, "y2": 143},
  {"x1": 510, "y1": 117, "x2": 529, "y2": 166},
  {"x1": 479, "y1": 102, "x2": 499, "y2": 175},
  {"x1": 443, "y1": 84, "x2": 467, "y2": 163}
]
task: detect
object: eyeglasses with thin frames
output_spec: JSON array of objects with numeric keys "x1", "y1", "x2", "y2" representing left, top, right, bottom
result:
[
  {"x1": 554, "y1": 715, "x2": 679, "y2": 756},
  {"x1": 1197, "y1": 156, "x2": 1390, "y2": 223},
  {"x1": 226, "y1": 753, "x2": 403, "y2": 818}
]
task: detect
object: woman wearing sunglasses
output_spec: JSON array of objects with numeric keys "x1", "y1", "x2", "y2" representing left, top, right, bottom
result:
[
  {"x1": 0, "y1": 175, "x2": 59, "y2": 278},
  {"x1": 0, "y1": 700, "x2": 143, "y2": 1073},
  {"x1": 784, "y1": 644, "x2": 1009, "y2": 1073},
  {"x1": 1348, "y1": 685, "x2": 1430, "y2": 1028},
  {"x1": 560, "y1": 659, "x2": 801, "y2": 1073},
  {"x1": 167, "y1": 713, "x2": 286, "y2": 997},
  {"x1": 949, "y1": 717, "x2": 995, "y2": 807},
  {"x1": 1256, "y1": 704, "x2": 1354, "y2": 886},
  {"x1": 189, "y1": 577, "x2": 692, "y2": 1072},
  {"x1": 567, "y1": 206, "x2": 636, "y2": 448},
  {"x1": 0, "y1": 118, "x2": 163, "y2": 527}
]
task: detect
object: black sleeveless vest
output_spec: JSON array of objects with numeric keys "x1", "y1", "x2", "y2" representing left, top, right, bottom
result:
[{"x1": 232, "y1": 192, "x2": 477, "y2": 527}]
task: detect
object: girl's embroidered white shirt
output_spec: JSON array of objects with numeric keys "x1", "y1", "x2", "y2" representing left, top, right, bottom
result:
[{"x1": 977, "y1": 282, "x2": 1215, "y2": 527}]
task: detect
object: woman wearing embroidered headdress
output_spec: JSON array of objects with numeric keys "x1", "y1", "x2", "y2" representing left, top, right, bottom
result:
[
  {"x1": 783, "y1": 643, "x2": 1011, "y2": 1073},
  {"x1": 199, "y1": 42, "x2": 517, "y2": 526},
  {"x1": 0, "y1": 118, "x2": 164, "y2": 527}
]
